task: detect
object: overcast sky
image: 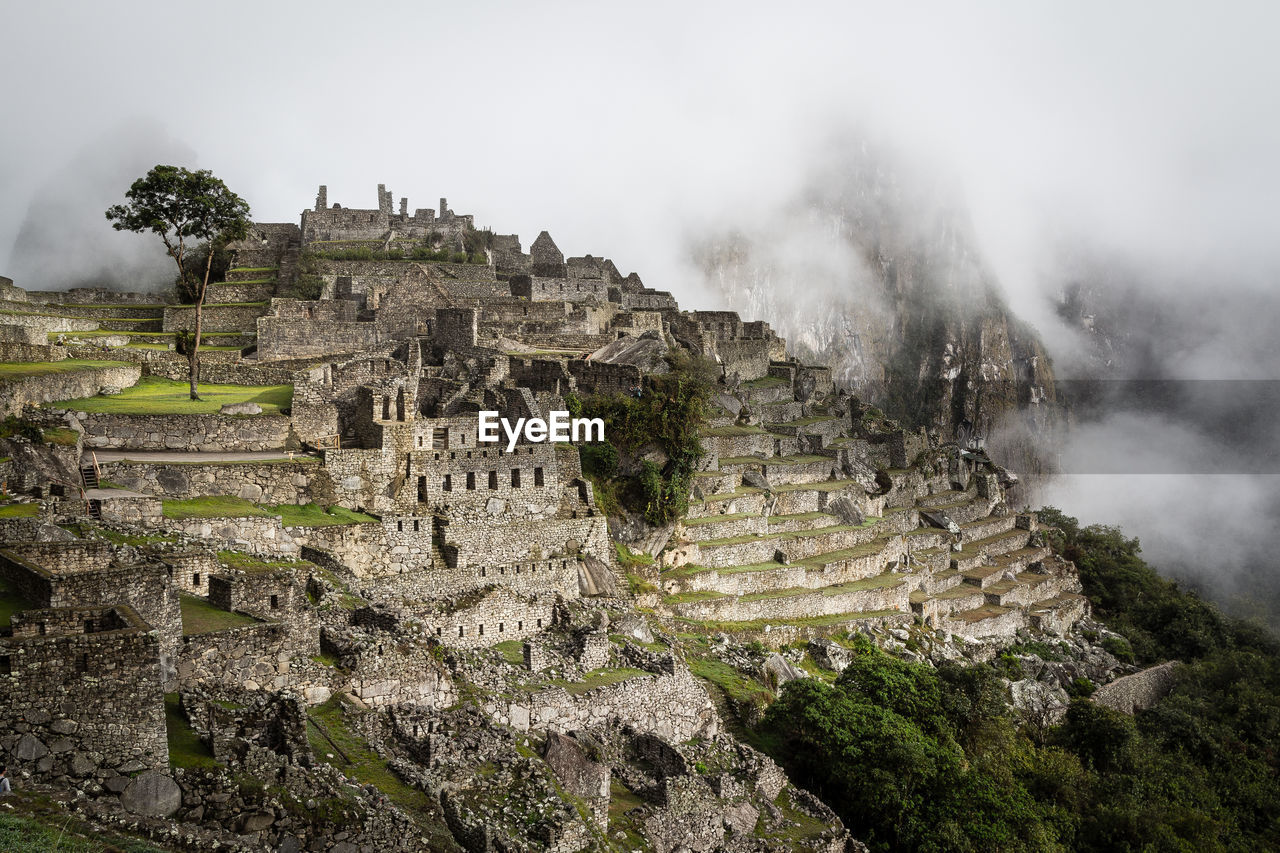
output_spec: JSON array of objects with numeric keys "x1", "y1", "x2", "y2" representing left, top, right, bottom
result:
[{"x1": 3, "y1": 1, "x2": 1277, "y2": 316}]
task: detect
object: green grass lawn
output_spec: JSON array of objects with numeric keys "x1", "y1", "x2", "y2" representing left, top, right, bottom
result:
[
  {"x1": 0, "y1": 576, "x2": 35, "y2": 627},
  {"x1": 51, "y1": 376, "x2": 292, "y2": 415},
  {"x1": 0, "y1": 360, "x2": 131, "y2": 380},
  {"x1": 217, "y1": 550, "x2": 315, "y2": 574},
  {"x1": 0, "y1": 502, "x2": 39, "y2": 518},
  {"x1": 163, "y1": 496, "x2": 273, "y2": 520},
  {"x1": 179, "y1": 593, "x2": 257, "y2": 634},
  {"x1": 164, "y1": 693, "x2": 221, "y2": 769},
  {"x1": 270, "y1": 503, "x2": 378, "y2": 527},
  {"x1": 550, "y1": 667, "x2": 650, "y2": 695},
  {"x1": 40, "y1": 427, "x2": 79, "y2": 446}
]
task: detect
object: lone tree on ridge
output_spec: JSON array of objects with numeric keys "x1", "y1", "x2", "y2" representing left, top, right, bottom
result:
[{"x1": 106, "y1": 165, "x2": 251, "y2": 400}]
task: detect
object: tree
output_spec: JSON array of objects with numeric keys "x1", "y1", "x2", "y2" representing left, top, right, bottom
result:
[{"x1": 106, "y1": 165, "x2": 251, "y2": 400}]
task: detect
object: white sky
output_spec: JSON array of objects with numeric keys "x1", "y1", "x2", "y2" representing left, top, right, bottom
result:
[{"x1": 3, "y1": 0, "x2": 1278, "y2": 316}]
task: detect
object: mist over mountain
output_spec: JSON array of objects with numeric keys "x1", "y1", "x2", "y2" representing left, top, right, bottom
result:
[{"x1": 7, "y1": 119, "x2": 196, "y2": 294}]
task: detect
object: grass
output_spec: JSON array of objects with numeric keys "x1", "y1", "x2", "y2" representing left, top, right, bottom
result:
[
  {"x1": 163, "y1": 496, "x2": 273, "y2": 520},
  {"x1": 493, "y1": 639, "x2": 525, "y2": 666},
  {"x1": 717, "y1": 453, "x2": 831, "y2": 467},
  {"x1": 164, "y1": 498, "x2": 376, "y2": 526},
  {"x1": 614, "y1": 541, "x2": 654, "y2": 568},
  {"x1": 677, "y1": 608, "x2": 903, "y2": 634},
  {"x1": 51, "y1": 376, "x2": 292, "y2": 415},
  {"x1": 227, "y1": 266, "x2": 278, "y2": 273},
  {"x1": 0, "y1": 811, "x2": 165, "y2": 852},
  {"x1": 40, "y1": 427, "x2": 78, "y2": 446},
  {"x1": 688, "y1": 657, "x2": 774, "y2": 708},
  {"x1": 0, "y1": 576, "x2": 35, "y2": 627},
  {"x1": 550, "y1": 667, "x2": 650, "y2": 695},
  {"x1": 164, "y1": 693, "x2": 221, "y2": 769},
  {"x1": 0, "y1": 502, "x2": 39, "y2": 518},
  {"x1": 0, "y1": 360, "x2": 131, "y2": 381},
  {"x1": 307, "y1": 695, "x2": 440, "y2": 819},
  {"x1": 179, "y1": 593, "x2": 257, "y2": 635},
  {"x1": 271, "y1": 503, "x2": 378, "y2": 527}
]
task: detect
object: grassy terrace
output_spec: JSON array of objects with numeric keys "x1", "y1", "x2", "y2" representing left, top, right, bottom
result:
[
  {"x1": 51, "y1": 376, "x2": 292, "y2": 415},
  {"x1": 738, "y1": 572, "x2": 906, "y2": 602},
  {"x1": 676, "y1": 608, "x2": 903, "y2": 634},
  {"x1": 0, "y1": 359, "x2": 130, "y2": 380},
  {"x1": 227, "y1": 266, "x2": 278, "y2": 273},
  {"x1": 766, "y1": 416, "x2": 838, "y2": 428},
  {"x1": 0, "y1": 502, "x2": 39, "y2": 518},
  {"x1": 179, "y1": 593, "x2": 257, "y2": 634},
  {"x1": 768, "y1": 511, "x2": 838, "y2": 525},
  {"x1": 163, "y1": 497, "x2": 377, "y2": 526},
  {"x1": 165, "y1": 693, "x2": 220, "y2": 769},
  {"x1": 696, "y1": 516, "x2": 884, "y2": 548},
  {"x1": 549, "y1": 666, "x2": 650, "y2": 695}
]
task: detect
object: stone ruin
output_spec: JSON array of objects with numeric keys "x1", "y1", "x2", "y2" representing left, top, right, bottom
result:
[{"x1": 0, "y1": 183, "x2": 1107, "y2": 851}]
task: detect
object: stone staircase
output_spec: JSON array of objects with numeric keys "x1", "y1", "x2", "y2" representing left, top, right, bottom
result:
[{"x1": 659, "y1": 388, "x2": 1086, "y2": 645}]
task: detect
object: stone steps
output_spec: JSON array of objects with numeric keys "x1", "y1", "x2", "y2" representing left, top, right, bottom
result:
[
  {"x1": 944, "y1": 604, "x2": 1025, "y2": 639},
  {"x1": 982, "y1": 571, "x2": 1065, "y2": 608},
  {"x1": 920, "y1": 568, "x2": 964, "y2": 595}
]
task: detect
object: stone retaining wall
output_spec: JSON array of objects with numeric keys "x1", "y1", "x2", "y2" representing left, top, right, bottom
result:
[
  {"x1": 71, "y1": 411, "x2": 295, "y2": 451},
  {"x1": 100, "y1": 458, "x2": 324, "y2": 503},
  {"x1": 176, "y1": 622, "x2": 290, "y2": 691},
  {"x1": 0, "y1": 363, "x2": 140, "y2": 418}
]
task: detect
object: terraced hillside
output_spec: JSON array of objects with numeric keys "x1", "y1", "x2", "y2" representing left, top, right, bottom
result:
[{"x1": 658, "y1": 367, "x2": 1089, "y2": 645}]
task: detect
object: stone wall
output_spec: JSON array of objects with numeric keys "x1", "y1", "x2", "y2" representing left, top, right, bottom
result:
[
  {"x1": 176, "y1": 622, "x2": 290, "y2": 691},
  {"x1": 0, "y1": 604, "x2": 168, "y2": 781},
  {"x1": 1093, "y1": 661, "x2": 1181, "y2": 715},
  {"x1": 71, "y1": 411, "x2": 295, "y2": 452},
  {"x1": 508, "y1": 667, "x2": 719, "y2": 743},
  {"x1": 0, "y1": 363, "x2": 140, "y2": 418},
  {"x1": 163, "y1": 303, "x2": 267, "y2": 334},
  {"x1": 208, "y1": 570, "x2": 319, "y2": 654},
  {"x1": 100, "y1": 458, "x2": 324, "y2": 503}
]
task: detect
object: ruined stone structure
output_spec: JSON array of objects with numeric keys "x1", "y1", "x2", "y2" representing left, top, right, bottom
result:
[{"x1": 0, "y1": 183, "x2": 1106, "y2": 851}]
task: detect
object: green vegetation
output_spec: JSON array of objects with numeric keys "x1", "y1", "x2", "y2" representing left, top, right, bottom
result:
[
  {"x1": 179, "y1": 593, "x2": 257, "y2": 634},
  {"x1": 0, "y1": 502, "x2": 39, "y2": 518},
  {"x1": 163, "y1": 496, "x2": 273, "y2": 519},
  {"x1": 40, "y1": 427, "x2": 78, "y2": 446},
  {"x1": 270, "y1": 502, "x2": 378, "y2": 527},
  {"x1": 493, "y1": 639, "x2": 526, "y2": 666},
  {"x1": 550, "y1": 666, "x2": 650, "y2": 695},
  {"x1": 754, "y1": 512, "x2": 1280, "y2": 852},
  {"x1": 164, "y1": 693, "x2": 221, "y2": 769},
  {"x1": 306, "y1": 695, "x2": 439, "y2": 818},
  {"x1": 0, "y1": 360, "x2": 131, "y2": 380},
  {"x1": 0, "y1": 811, "x2": 164, "y2": 852},
  {"x1": 51, "y1": 376, "x2": 292, "y2": 415},
  {"x1": 569, "y1": 350, "x2": 716, "y2": 524}
]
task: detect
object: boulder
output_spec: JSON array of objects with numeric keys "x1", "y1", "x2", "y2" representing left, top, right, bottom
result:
[
  {"x1": 809, "y1": 638, "x2": 854, "y2": 673},
  {"x1": 826, "y1": 496, "x2": 864, "y2": 526},
  {"x1": 120, "y1": 772, "x2": 182, "y2": 817},
  {"x1": 762, "y1": 653, "x2": 806, "y2": 688},
  {"x1": 220, "y1": 402, "x2": 262, "y2": 416},
  {"x1": 715, "y1": 393, "x2": 743, "y2": 417},
  {"x1": 742, "y1": 470, "x2": 770, "y2": 490}
]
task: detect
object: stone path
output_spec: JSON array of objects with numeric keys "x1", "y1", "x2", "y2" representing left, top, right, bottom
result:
[{"x1": 89, "y1": 450, "x2": 319, "y2": 464}]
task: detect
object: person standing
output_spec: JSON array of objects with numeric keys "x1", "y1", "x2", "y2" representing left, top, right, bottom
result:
[{"x1": 0, "y1": 767, "x2": 11, "y2": 796}]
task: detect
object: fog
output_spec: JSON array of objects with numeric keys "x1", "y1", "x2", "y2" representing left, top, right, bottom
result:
[{"x1": 2, "y1": 1, "x2": 1278, "y2": 611}]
